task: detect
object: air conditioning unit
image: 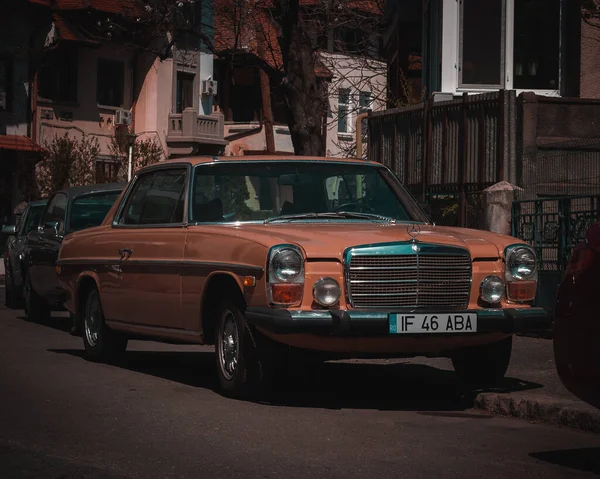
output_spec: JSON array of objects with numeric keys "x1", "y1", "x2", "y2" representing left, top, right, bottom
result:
[
  {"x1": 114, "y1": 109, "x2": 132, "y2": 126},
  {"x1": 202, "y1": 80, "x2": 218, "y2": 96}
]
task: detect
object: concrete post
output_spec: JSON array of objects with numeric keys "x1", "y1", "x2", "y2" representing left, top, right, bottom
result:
[{"x1": 481, "y1": 181, "x2": 524, "y2": 236}]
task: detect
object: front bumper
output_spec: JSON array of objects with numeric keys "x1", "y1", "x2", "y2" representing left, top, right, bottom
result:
[{"x1": 245, "y1": 307, "x2": 552, "y2": 336}]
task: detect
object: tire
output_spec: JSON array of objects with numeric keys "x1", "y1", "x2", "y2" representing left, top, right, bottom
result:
[
  {"x1": 4, "y1": 266, "x2": 16, "y2": 309},
  {"x1": 82, "y1": 288, "x2": 127, "y2": 363},
  {"x1": 23, "y1": 271, "x2": 50, "y2": 321},
  {"x1": 451, "y1": 336, "x2": 513, "y2": 386},
  {"x1": 214, "y1": 299, "x2": 284, "y2": 399}
]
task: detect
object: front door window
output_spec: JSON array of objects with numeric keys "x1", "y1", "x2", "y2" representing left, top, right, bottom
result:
[{"x1": 41, "y1": 194, "x2": 67, "y2": 235}]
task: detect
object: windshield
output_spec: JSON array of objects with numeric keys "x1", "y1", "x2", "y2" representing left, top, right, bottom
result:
[
  {"x1": 69, "y1": 191, "x2": 122, "y2": 232},
  {"x1": 190, "y1": 161, "x2": 427, "y2": 224},
  {"x1": 20, "y1": 204, "x2": 46, "y2": 235}
]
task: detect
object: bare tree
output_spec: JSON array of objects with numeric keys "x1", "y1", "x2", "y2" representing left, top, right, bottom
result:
[
  {"x1": 85, "y1": 0, "x2": 389, "y2": 156},
  {"x1": 109, "y1": 128, "x2": 166, "y2": 182},
  {"x1": 37, "y1": 133, "x2": 100, "y2": 197}
]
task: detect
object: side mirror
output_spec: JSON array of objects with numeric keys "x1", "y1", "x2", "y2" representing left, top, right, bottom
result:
[
  {"x1": 1, "y1": 225, "x2": 16, "y2": 235},
  {"x1": 42, "y1": 220, "x2": 60, "y2": 237}
]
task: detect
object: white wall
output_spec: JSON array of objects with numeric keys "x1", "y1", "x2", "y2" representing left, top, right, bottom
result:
[{"x1": 320, "y1": 52, "x2": 387, "y2": 158}]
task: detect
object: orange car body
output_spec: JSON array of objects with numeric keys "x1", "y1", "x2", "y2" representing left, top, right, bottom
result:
[{"x1": 57, "y1": 156, "x2": 550, "y2": 358}]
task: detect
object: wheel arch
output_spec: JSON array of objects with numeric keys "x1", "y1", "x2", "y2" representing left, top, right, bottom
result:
[
  {"x1": 200, "y1": 271, "x2": 246, "y2": 345},
  {"x1": 75, "y1": 273, "x2": 101, "y2": 317}
]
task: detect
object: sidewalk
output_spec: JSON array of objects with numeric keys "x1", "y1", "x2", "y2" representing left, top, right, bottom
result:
[{"x1": 410, "y1": 336, "x2": 600, "y2": 433}]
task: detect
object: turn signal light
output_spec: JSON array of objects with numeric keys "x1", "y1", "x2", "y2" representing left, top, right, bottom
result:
[
  {"x1": 270, "y1": 283, "x2": 303, "y2": 306},
  {"x1": 507, "y1": 280, "x2": 537, "y2": 302}
]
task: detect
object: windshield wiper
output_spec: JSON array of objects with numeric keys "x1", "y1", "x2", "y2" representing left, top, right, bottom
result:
[
  {"x1": 264, "y1": 211, "x2": 396, "y2": 224},
  {"x1": 321, "y1": 211, "x2": 396, "y2": 222}
]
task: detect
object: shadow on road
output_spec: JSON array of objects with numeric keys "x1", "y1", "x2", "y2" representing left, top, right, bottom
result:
[
  {"x1": 16, "y1": 314, "x2": 72, "y2": 333},
  {"x1": 48, "y1": 348, "x2": 543, "y2": 412},
  {"x1": 530, "y1": 448, "x2": 600, "y2": 475}
]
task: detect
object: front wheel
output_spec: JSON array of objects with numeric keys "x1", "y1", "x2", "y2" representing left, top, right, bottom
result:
[
  {"x1": 23, "y1": 271, "x2": 50, "y2": 321},
  {"x1": 215, "y1": 300, "x2": 284, "y2": 399},
  {"x1": 82, "y1": 288, "x2": 127, "y2": 363},
  {"x1": 451, "y1": 336, "x2": 512, "y2": 386}
]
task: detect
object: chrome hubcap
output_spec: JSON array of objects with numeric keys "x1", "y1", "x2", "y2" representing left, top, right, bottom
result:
[
  {"x1": 84, "y1": 299, "x2": 102, "y2": 347},
  {"x1": 219, "y1": 310, "x2": 239, "y2": 381}
]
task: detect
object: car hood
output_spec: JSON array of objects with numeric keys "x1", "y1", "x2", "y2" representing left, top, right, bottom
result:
[{"x1": 226, "y1": 222, "x2": 520, "y2": 261}]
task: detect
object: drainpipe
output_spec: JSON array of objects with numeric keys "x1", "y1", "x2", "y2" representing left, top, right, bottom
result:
[
  {"x1": 355, "y1": 112, "x2": 369, "y2": 159},
  {"x1": 130, "y1": 52, "x2": 137, "y2": 132}
]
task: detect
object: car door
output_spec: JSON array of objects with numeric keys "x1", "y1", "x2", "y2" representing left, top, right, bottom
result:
[
  {"x1": 27, "y1": 193, "x2": 67, "y2": 299},
  {"x1": 14, "y1": 203, "x2": 45, "y2": 289},
  {"x1": 12, "y1": 205, "x2": 31, "y2": 288},
  {"x1": 101, "y1": 166, "x2": 188, "y2": 328}
]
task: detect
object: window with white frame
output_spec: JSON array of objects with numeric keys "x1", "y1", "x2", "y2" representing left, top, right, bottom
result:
[
  {"x1": 337, "y1": 88, "x2": 351, "y2": 134},
  {"x1": 358, "y1": 91, "x2": 372, "y2": 113},
  {"x1": 458, "y1": 0, "x2": 561, "y2": 92}
]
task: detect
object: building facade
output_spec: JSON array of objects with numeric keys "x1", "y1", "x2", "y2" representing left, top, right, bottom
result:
[
  {"x1": 0, "y1": 0, "x2": 226, "y2": 220},
  {"x1": 385, "y1": 0, "x2": 597, "y2": 101}
]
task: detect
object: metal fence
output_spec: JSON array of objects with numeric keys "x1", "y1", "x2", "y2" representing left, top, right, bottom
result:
[
  {"x1": 368, "y1": 90, "x2": 517, "y2": 227},
  {"x1": 511, "y1": 194, "x2": 600, "y2": 311},
  {"x1": 516, "y1": 138, "x2": 600, "y2": 200}
]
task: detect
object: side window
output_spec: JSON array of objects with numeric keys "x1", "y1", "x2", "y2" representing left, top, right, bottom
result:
[
  {"x1": 118, "y1": 169, "x2": 187, "y2": 225},
  {"x1": 42, "y1": 194, "x2": 67, "y2": 234},
  {"x1": 19, "y1": 206, "x2": 44, "y2": 236}
]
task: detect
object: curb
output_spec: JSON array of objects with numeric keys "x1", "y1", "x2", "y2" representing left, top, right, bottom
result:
[{"x1": 474, "y1": 392, "x2": 600, "y2": 434}]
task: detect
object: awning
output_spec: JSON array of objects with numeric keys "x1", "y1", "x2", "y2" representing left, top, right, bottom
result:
[{"x1": 0, "y1": 135, "x2": 44, "y2": 153}]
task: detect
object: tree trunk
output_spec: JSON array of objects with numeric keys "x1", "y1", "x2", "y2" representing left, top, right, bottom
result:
[
  {"x1": 277, "y1": 0, "x2": 326, "y2": 157},
  {"x1": 256, "y1": 25, "x2": 276, "y2": 154}
]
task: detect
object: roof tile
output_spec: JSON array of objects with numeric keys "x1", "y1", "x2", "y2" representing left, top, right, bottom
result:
[{"x1": 0, "y1": 135, "x2": 44, "y2": 153}]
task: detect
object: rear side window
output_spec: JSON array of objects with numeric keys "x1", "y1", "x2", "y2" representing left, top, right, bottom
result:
[
  {"x1": 118, "y1": 169, "x2": 187, "y2": 225},
  {"x1": 69, "y1": 191, "x2": 121, "y2": 232}
]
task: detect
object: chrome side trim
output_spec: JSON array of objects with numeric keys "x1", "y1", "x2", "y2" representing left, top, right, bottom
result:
[
  {"x1": 289, "y1": 311, "x2": 333, "y2": 320},
  {"x1": 56, "y1": 258, "x2": 264, "y2": 273},
  {"x1": 106, "y1": 319, "x2": 204, "y2": 343}
]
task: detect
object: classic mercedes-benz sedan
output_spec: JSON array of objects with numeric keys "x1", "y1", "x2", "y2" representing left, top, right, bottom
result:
[{"x1": 57, "y1": 156, "x2": 551, "y2": 398}]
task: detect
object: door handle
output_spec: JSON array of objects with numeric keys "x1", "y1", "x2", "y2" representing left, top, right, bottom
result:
[{"x1": 118, "y1": 248, "x2": 133, "y2": 260}]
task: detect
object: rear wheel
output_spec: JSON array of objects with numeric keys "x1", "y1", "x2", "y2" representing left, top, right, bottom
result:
[
  {"x1": 451, "y1": 336, "x2": 513, "y2": 385},
  {"x1": 23, "y1": 271, "x2": 50, "y2": 321},
  {"x1": 82, "y1": 288, "x2": 127, "y2": 363}
]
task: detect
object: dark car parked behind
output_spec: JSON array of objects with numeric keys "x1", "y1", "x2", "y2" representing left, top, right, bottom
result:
[
  {"x1": 23, "y1": 183, "x2": 125, "y2": 322},
  {"x1": 3, "y1": 200, "x2": 48, "y2": 308},
  {"x1": 554, "y1": 221, "x2": 600, "y2": 409}
]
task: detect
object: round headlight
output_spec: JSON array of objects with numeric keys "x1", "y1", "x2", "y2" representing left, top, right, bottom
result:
[
  {"x1": 507, "y1": 247, "x2": 536, "y2": 280},
  {"x1": 480, "y1": 275, "x2": 504, "y2": 304},
  {"x1": 271, "y1": 248, "x2": 303, "y2": 282},
  {"x1": 313, "y1": 277, "x2": 341, "y2": 307}
]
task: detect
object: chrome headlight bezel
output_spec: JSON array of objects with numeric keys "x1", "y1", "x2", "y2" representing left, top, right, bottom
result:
[
  {"x1": 479, "y1": 275, "x2": 504, "y2": 305},
  {"x1": 313, "y1": 277, "x2": 341, "y2": 307},
  {"x1": 268, "y1": 245, "x2": 305, "y2": 284},
  {"x1": 505, "y1": 244, "x2": 538, "y2": 282}
]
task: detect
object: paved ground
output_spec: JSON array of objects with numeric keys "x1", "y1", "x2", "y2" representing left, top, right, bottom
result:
[{"x1": 1, "y1": 303, "x2": 600, "y2": 478}]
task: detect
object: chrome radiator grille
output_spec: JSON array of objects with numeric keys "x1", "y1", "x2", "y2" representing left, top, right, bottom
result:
[{"x1": 346, "y1": 252, "x2": 472, "y2": 309}]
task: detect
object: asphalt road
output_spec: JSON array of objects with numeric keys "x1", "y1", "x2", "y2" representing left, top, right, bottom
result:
[{"x1": 1, "y1": 301, "x2": 600, "y2": 478}]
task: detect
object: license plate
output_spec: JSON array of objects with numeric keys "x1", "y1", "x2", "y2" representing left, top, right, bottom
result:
[{"x1": 389, "y1": 313, "x2": 477, "y2": 334}]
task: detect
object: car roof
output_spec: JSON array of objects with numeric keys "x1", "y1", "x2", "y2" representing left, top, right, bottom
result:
[
  {"x1": 53, "y1": 182, "x2": 126, "y2": 198},
  {"x1": 28, "y1": 199, "x2": 48, "y2": 207},
  {"x1": 138, "y1": 155, "x2": 375, "y2": 172}
]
